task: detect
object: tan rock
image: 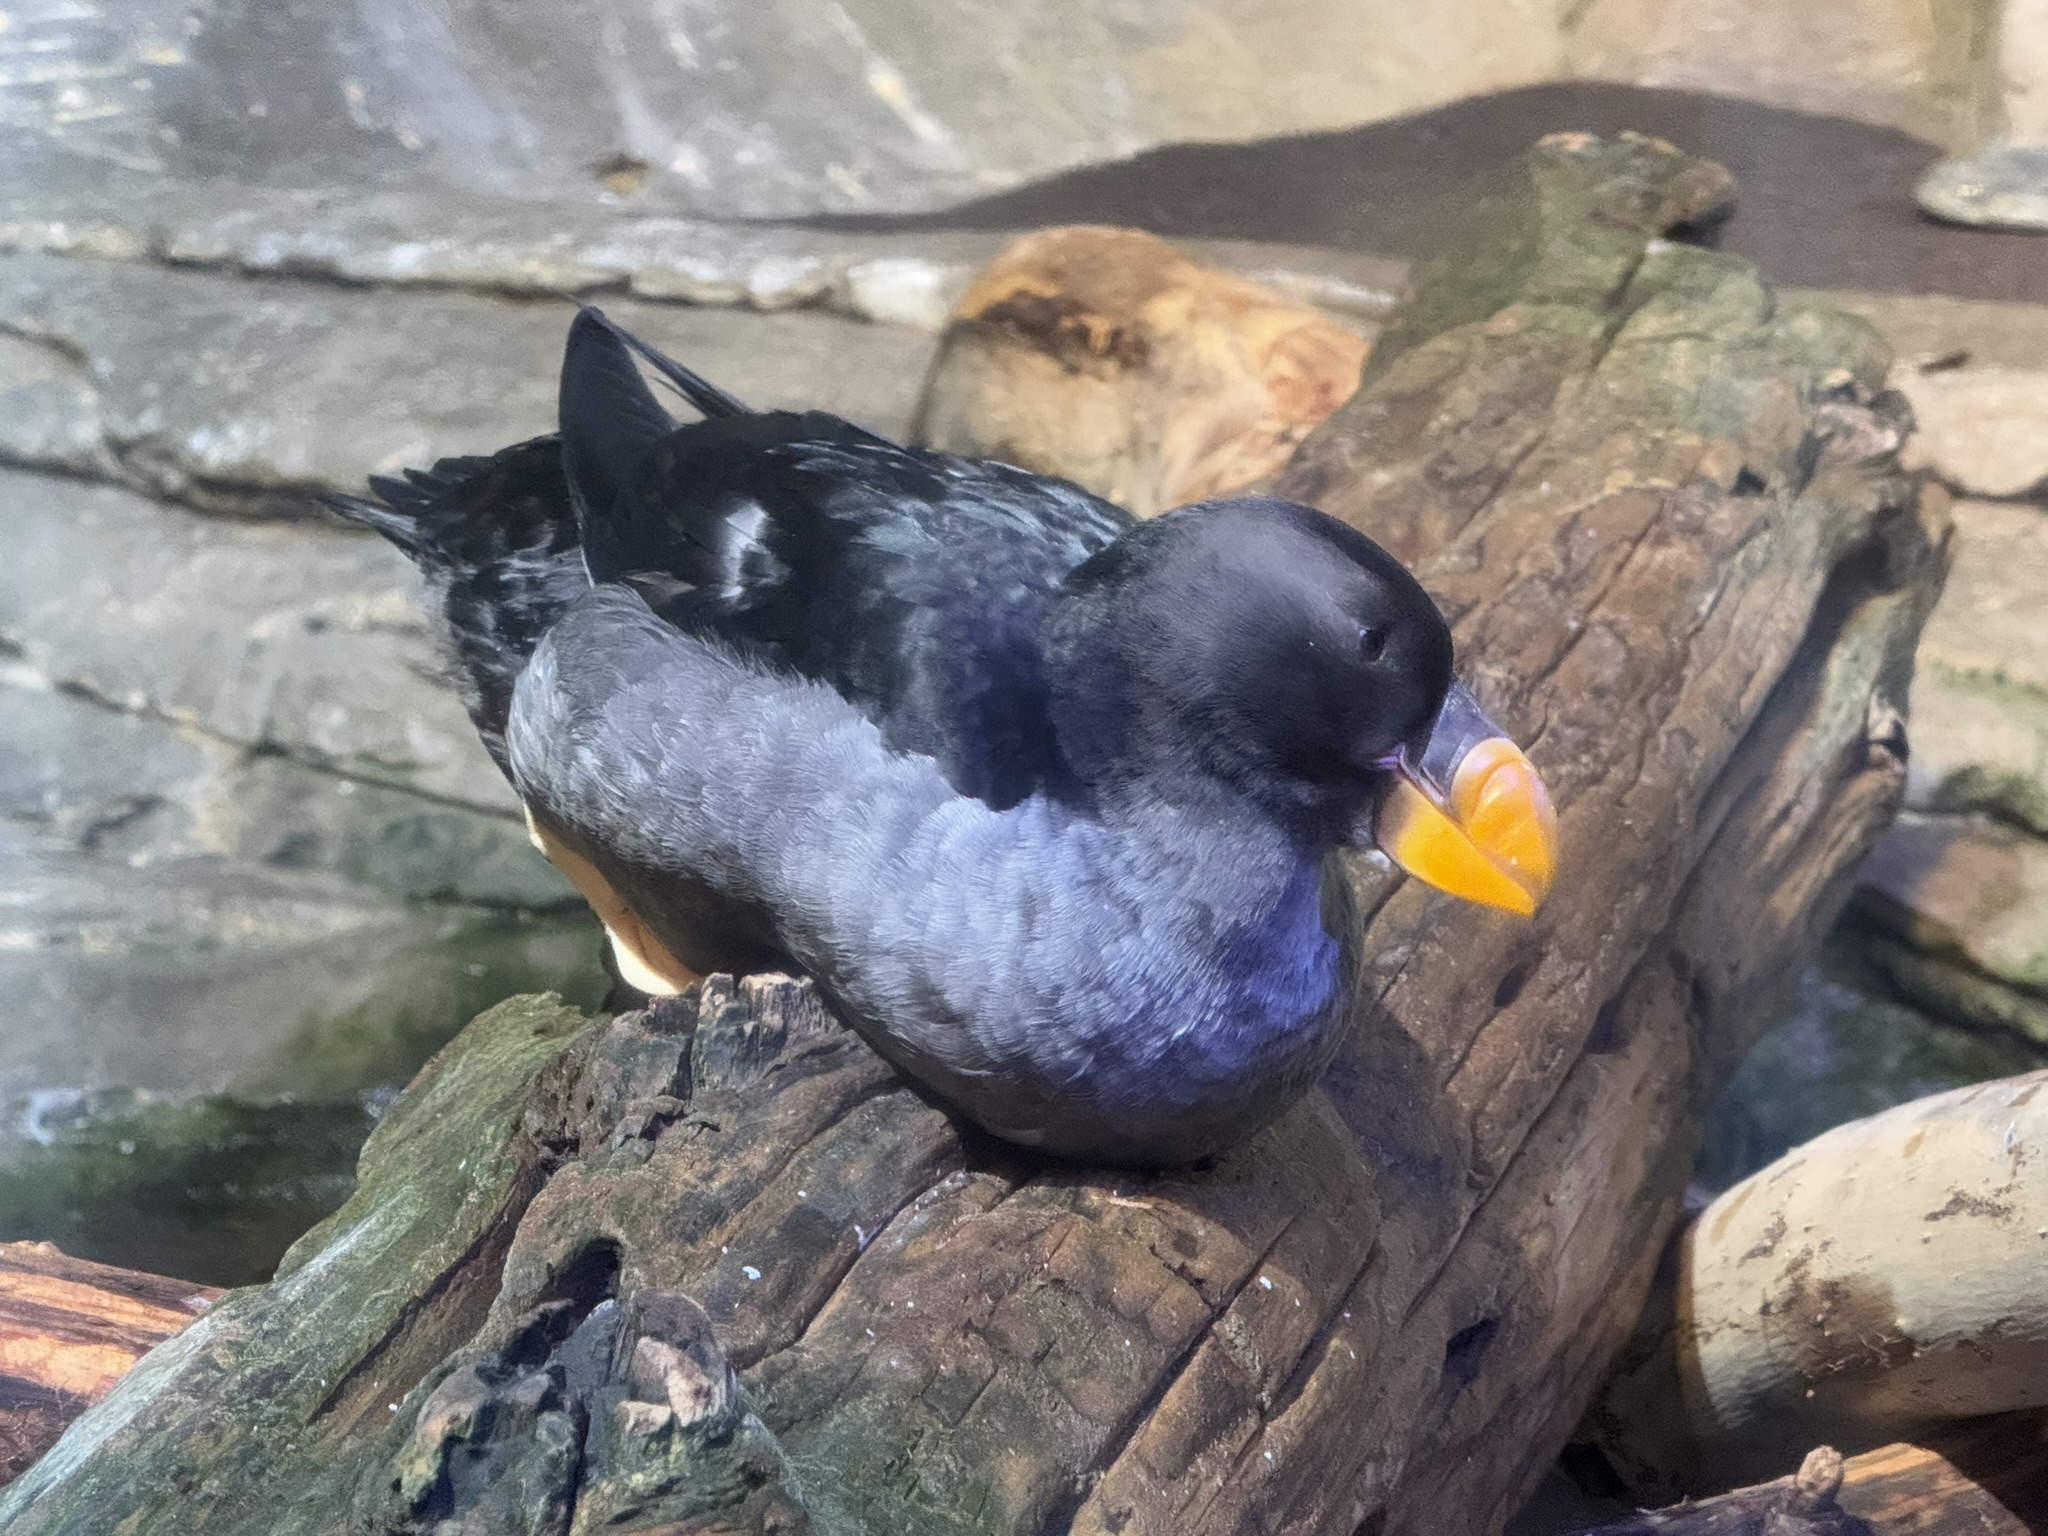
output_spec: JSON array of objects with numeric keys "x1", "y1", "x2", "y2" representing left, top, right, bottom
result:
[
  {"x1": 1897, "y1": 370, "x2": 2048, "y2": 498},
  {"x1": 1906, "y1": 499, "x2": 2048, "y2": 833},
  {"x1": 1795, "y1": 292, "x2": 2048, "y2": 374},
  {"x1": 1858, "y1": 813, "x2": 2048, "y2": 994},
  {"x1": 1565, "y1": 0, "x2": 2004, "y2": 150}
]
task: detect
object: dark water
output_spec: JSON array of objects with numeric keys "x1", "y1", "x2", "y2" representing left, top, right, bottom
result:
[
  {"x1": 0, "y1": 909, "x2": 609, "y2": 1287},
  {"x1": 1698, "y1": 935, "x2": 2046, "y2": 1191}
]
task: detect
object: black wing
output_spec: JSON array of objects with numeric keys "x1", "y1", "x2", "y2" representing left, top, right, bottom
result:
[{"x1": 560, "y1": 309, "x2": 1134, "y2": 807}]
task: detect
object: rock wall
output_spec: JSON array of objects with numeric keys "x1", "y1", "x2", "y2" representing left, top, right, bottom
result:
[{"x1": 2, "y1": 0, "x2": 2034, "y2": 222}]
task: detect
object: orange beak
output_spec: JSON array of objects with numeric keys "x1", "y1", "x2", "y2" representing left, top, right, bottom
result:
[{"x1": 1372, "y1": 683, "x2": 1556, "y2": 917}]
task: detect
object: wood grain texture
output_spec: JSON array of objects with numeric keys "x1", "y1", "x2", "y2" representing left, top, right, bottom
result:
[
  {"x1": 911, "y1": 225, "x2": 1368, "y2": 516},
  {"x1": 0, "y1": 133, "x2": 1954, "y2": 1535},
  {"x1": 1838, "y1": 1413, "x2": 2048, "y2": 1534},
  {"x1": 0, "y1": 1242, "x2": 220, "y2": 1485},
  {"x1": 1572, "y1": 1416, "x2": 2048, "y2": 1534}
]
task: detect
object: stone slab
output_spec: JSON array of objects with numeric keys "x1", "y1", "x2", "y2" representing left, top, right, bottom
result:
[
  {"x1": 1905, "y1": 499, "x2": 2048, "y2": 835},
  {"x1": 1856, "y1": 812, "x2": 2048, "y2": 1025},
  {"x1": 0, "y1": 659, "x2": 603, "y2": 1113},
  {"x1": 0, "y1": 132, "x2": 1410, "y2": 334},
  {"x1": 0, "y1": 468, "x2": 513, "y2": 810},
  {"x1": 0, "y1": 0, "x2": 1567, "y2": 218},
  {"x1": 0, "y1": 251, "x2": 941, "y2": 512},
  {"x1": 1897, "y1": 368, "x2": 2048, "y2": 500}
]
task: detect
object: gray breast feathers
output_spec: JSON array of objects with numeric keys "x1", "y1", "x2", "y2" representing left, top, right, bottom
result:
[{"x1": 507, "y1": 585, "x2": 1345, "y2": 1164}]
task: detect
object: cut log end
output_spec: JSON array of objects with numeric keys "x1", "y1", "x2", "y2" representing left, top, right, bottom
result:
[{"x1": 910, "y1": 224, "x2": 1369, "y2": 517}]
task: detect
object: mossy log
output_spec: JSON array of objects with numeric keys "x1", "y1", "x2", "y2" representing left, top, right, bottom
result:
[{"x1": 0, "y1": 133, "x2": 1951, "y2": 1536}]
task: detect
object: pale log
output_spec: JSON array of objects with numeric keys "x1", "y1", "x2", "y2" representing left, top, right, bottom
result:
[{"x1": 1583, "y1": 1072, "x2": 2048, "y2": 1497}]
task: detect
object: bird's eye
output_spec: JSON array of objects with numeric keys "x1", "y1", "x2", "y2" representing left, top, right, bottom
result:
[{"x1": 1357, "y1": 624, "x2": 1389, "y2": 663}]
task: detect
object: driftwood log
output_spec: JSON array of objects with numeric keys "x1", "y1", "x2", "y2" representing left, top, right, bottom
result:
[
  {"x1": 909, "y1": 224, "x2": 1368, "y2": 517},
  {"x1": 1582, "y1": 1070, "x2": 2048, "y2": 1498},
  {"x1": 1572, "y1": 1425, "x2": 2048, "y2": 1535},
  {"x1": 0, "y1": 133, "x2": 1951, "y2": 1535},
  {"x1": 0, "y1": 1243, "x2": 221, "y2": 1486}
]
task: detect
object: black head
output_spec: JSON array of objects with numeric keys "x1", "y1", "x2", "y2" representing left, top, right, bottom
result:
[{"x1": 1043, "y1": 497, "x2": 1453, "y2": 839}]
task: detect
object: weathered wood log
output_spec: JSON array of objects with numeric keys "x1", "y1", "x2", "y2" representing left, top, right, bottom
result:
[
  {"x1": 0, "y1": 1242, "x2": 220, "y2": 1486},
  {"x1": 1581, "y1": 1071, "x2": 2048, "y2": 1498},
  {"x1": 0, "y1": 133, "x2": 1952, "y2": 1535},
  {"x1": 1833, "y1": 1413, "x2": 2048, "y2": 1533},
  {"x1": 910, "y1": 225, "x2": 1368, "y2": 515},
  {"x1": 1572, "y1": 1416, "x2": 2048, "y2": 1535},
  {"x1": 1576, "y1": 1446, "x2": 1867, "y2": 1535}
]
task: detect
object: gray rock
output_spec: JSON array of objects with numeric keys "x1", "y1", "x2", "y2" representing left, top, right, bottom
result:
[
  {"x1": 0, "y1": 328, "x2": 111, "y2": 478},
  {"x1": 0, "y1": 134, "x2": 1408, "y2": 332},
  {"x1": 0, "y1": 658, "x2": 607, "y2": 1111},
  {"x1": 0, "y1": 461, "x2": 601, "y2": 1161},
  {"x1": 0, "y1": 468, "x2": 512, "y2": 810},
  {"x1": 1, "y1": 617, "x2": 566, "y2": 909},
  {"x1": 0, "y1": 0, "x2": 1566, "y2": 220},
  {"x1": 216, "y1": 754, "x2": 572, "y2": 909},
  {"x1": 1917, "y1": 143, "x2": 2048, "y2": 230},
  {"x1": 0, "y1": 251, "x2": 941, "y2": 513},
  {"x1": 0, "y1": 814, "x2": 469, "y2": 1105},
  {"x1": 0, "y1": 660, "x2": 216, "y2": 858}
]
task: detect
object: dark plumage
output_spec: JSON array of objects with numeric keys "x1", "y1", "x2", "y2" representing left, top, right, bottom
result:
[{"x1": 326, "y1": 308, "x2": 1480, "y2": 1164}]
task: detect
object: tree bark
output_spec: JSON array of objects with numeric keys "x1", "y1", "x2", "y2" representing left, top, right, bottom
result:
[{"x1": 0, "y1": 132, "x2": 1953, "y2": 1536}]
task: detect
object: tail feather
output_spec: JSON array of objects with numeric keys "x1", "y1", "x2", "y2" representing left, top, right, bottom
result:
[
  {"x1": 327, "y1": 313, "x2": 761, "y2": 780},
  {"x1": 321, "y1": 491, "x2": 427, "y2": 555},
  {"x1": 327, "y1": 436, "x2": 588, "y2": 777}
]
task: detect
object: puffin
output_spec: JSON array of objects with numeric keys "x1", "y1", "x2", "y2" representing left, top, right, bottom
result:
[{"x1": 325, "y1": 308, "x2": 1555, "y2": 1165}]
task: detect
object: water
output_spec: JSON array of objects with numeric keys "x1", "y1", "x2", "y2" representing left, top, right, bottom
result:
[
  {"x1": 1697, "y1": 935, "x2": 2047, "y2": 1192},
  {"x1": 0, "y1": 908, "x2": 609, "y2": 1287}
]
